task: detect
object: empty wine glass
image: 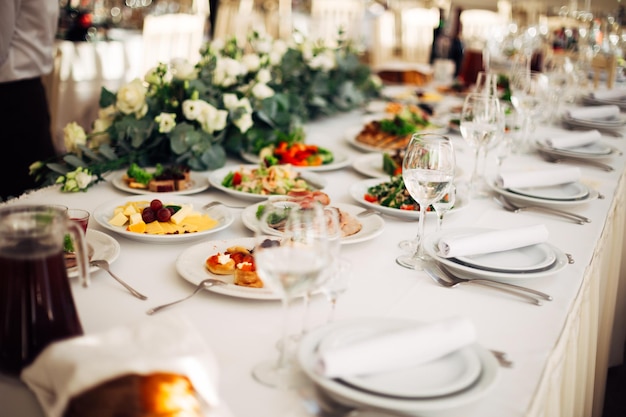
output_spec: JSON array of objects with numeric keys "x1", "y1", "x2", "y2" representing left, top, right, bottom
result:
[
  {"x1": 543, "y1": 54, "x2": 574, "y2": 123},
  {"x1": 459, "y1": 93, "x2": 501, "y2": 198},
  {"x1": 474, "y1": 71, "x2": 499, "y2": 97},
  {"x1": 320, "y1": 258, "x2": 352, "y2": 323},
  {"x1": 509, "y1": 70, "x2": 550, "y2": 153},
  {"x1": 396, "y1": 133, "x2": 455, "y2": 270},
  {"x1": 432, "y1": 183, "x2": 456, "y2": 232},
  {"x1": 252, "y1": 202, "x2": 330, "y2": 389}
]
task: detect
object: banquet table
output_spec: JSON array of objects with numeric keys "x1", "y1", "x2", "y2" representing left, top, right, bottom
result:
[{"x1": 1, "y1": 96, "x2": 626, "y2": 417}]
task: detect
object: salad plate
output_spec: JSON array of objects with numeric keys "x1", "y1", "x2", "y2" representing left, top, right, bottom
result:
[
  {"x1": 93, "y1": 195, "x2": 234, "y2": 244},
  {"x1": 110, "y1": 170, "x2": 210, "y2": 195},
  {"x1": 241, "y1": 202, "x2": 385, "y2": 245},
  {"x1": 176, "y1": 237, "x2": 280, "y2": 301},
  {"x1": 67, "y1": 230, "x2": 121, "y2": 278},
  {"x1": 424, "y1": 228, "x2": 568, "y2": 282},
  {"x1": 349, "y1": 178, "x2": 466, "y2": 220},
  {"x1": 239, "y1": 147, "x2": 352, "y2": 172},
  {"x1": 490, "y1": 181, "x2": 598, "y2": 207},
  {"x1": 208, "y1": 165, "x2": 327, "y2": 201},
  {"x1": 298, "y1": 318, "x2": 498, "y2": 415}
]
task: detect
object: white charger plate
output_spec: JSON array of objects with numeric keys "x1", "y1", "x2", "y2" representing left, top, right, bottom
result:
[
  {"x1": 110, "y1": 170, "x2": 210, "y2": 195},
  {"x1": 208, "y1": 165, "x2": 327, "y2": 201},
  {"x1": 508, "y1": 182, "x2": 590, "y2": 201},
  {"x1": 67, "y1": 230, "x2": 121, "y2": 278},
  {"x1": 317, "y1": 322, "x2": 482, "y2": 399},
  {"x1": 424, "y1": 228, "x2": 568, "y2": 282},
  {"x1": 93, "y1": 195, "x2": 234, "y2": 244},
  {"x1": 534, "y1": 139, "x2": 615, "y2": 159},
  {"x1": 490, "y1": 181, "x2": 598, "y2": 208},
  {"x1": 349, "y1": 178, "x2": 466, "y2": 220},
  {"x1": 241, "y1": 202, "x2": 385, "y2": 245},
  {"x1": 298, "y1": 318, "x2": 498, "y2": 415},
  {"x1": 176, "y1": 237, "x2": 280, "y2": 300},
  {"x1": 239, "y1": 147, "x2": 352, "y2": 172}
]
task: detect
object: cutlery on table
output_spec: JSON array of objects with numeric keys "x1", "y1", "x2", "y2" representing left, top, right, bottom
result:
[
  {"x1": 538, "y1": 151, "x2": 614, "y2": 172},
  {"x1": 89, "y1": 259, "x2": 148, "y2": 300},
  {"x1": 202, "y1": 201, "x2": 247, "y2": 210},
  {"x1": 356, "y1": 208, "x2": 382, "y2": 218},
  {"x1": 424, "y1": 263, "x2": 545, "y2": 306},
  {"x1": 562, "y1": 123, "x2": 624, "y2": 138},
  {"x1": 494, "y1": 195, "x2": 590, "y2": 225},
  {"x1": 146, "y1": 278, "x2": 225, "y2": 315},
  {"x1": 489, "y1": 350, "x2": 514, "y2": 368}
]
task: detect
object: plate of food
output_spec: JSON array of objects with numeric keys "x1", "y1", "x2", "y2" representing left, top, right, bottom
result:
[
  {"x1": 176, "y1": 237, "x2": 281, "y2": 300},
  {"x1": 349, "y1": 177, "x2": 466, "y2": 220},
  {"x1": 111, "y1": 164, "x2": 210, "y2": 195},
  {"x1": 93, "y1": 195, "x2": 234, "y2": 244},
  {"x1": 240, "y1": 142, "x2": 352, "y2": 172},
  {"x1": 352, "y1": 152, "x2": 464, "y2": 179},
  {"x1": 66, "y1": 230, "x2": 121, "y2": 278},
  {"x1": 241, "y1": 200, "x2": 384, "y2": 245},
  {"x1": 208, "y1": 164, "x2": 327, "y2": 201}
]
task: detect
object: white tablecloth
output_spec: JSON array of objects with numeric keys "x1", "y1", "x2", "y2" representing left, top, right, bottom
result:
[{"x1": 1, "y1": 105, "x2": 625, "y2": 417}]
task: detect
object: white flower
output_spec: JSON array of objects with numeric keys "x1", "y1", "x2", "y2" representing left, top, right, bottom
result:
[
  {"x1": 57, "y1": 167, "x2": 93, "y2": 192},
  {"x1": 171, "y1": 58, "x2": 198, "y2": 80},
  {"x1": 182, "y1": 99, "x2": 204, "y2": 120},
  {"x1": 256, "y1": 68, "x2": 272, "y2": 84},
  {"x1": 242, "y1": 54, "x2": 261, "y2": 73},
  {"x1": 209, "y1": 38, "x2": 225, "y2": 52},
  {"x1": 144, "y1": 67, "x2": 161, "y2": 85},
  {"x1": 116, "y1": 79, "x2": 147, "y2": 116},
  {"x1": 155, "y1": 112, "x2": 177, "y2": 133},
  {"x1": 90, "y1": 120, "x2": 111, "y2": 147},
  {"x1": 196, "y1": 102, "x2": 228, "y2": 134},
  {"x1": 251, "y1": 34, "x2": 273, "y2": 53},
  {"x1": 98, "y1": 105, "x2": 117, "y2": 122},
  {"x1": 222, "y1": 94, "x2": 252, "y2": 113},
  {"x1": 214, "y1": 57, "x2": 244, "y2": 87},
  {"x1": 269, "y1": 39, "x2": 288, "y2": 65},
  {"x1": 308, "y1": 50, "x2": 336, "y2": 71},
  {"x1": 63, "y1": 122, "x2": 87, "y2": 153},
  {"x1": 252, "y1": 83, "x2": 275, "y2": 100},
  {"x1": 234, "y1": 112, "x2": 253, "y2": 133}
]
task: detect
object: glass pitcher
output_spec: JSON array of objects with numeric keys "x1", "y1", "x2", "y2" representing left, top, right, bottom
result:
[{"x1": 0, "y1": 205, "x2": 90, "y2": 376}]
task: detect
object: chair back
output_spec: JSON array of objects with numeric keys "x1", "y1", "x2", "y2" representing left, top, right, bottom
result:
[
  {"x1": 212, "y1": 0, "x2": 255, "y2": 43},
  {"x1": 142, "y1": 13, "x2": 206, "y2": 73},
  {"x1": 370, "y1": 10, "x2": 397, "y2": 70},
  {"x1": 309, "y1": 0, "x2": 364, "y2": 44},
  {"x1": 400, "y1": 7, "x2": 440, "y2": 64}
]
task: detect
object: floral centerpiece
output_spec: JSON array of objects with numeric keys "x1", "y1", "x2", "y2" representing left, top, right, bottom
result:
[{"x1": 30, "y1": 31, "x2": 382, "y2": 192}]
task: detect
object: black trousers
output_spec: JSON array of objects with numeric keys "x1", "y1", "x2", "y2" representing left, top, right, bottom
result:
[{"x1": 0, "y1": 77, "x2": 56, "y2": 200}]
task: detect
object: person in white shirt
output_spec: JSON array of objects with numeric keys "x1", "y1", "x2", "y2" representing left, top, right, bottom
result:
[{"x1": 0, "y1": 0, "x2": 59, "y2": 200}]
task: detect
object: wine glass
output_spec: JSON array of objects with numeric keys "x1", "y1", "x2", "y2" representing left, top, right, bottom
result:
[
  {"x1": 542, "y1": 54, "x2": 574, "y2": 123},
  {"x1": 474, "y1": 71, "x2": 499, "y2": 97},
  {"x1": 320, "y1": 257, "x2": 352, "y2": 323},
  {"x1": 252, "y1": 202, "x2": 330, "y2": 389},
  {"x1": 432, "y1": 183, "x2": 456, "y2": 232},
  {"x1": 509, "y1": 70, "x2": 550, "y2": 153},
  {"x1": 396, "y1": 133, "x2": 455, "y2": 270},
  {"x1": 459, "y1": 93, "x2": 501, "y2": 198}
]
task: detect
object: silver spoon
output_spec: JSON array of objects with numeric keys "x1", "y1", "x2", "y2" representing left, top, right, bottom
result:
[
  {"x1": 90, "y1": 259, "x2": 148, "y2": 300},
  {"x1": 146, "y1": 278, "x2": 225, "y2": 315}
]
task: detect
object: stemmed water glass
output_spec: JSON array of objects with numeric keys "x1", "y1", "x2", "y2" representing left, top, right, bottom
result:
[
  {"x1": 509, "y1": 70, "x2": 550, "y2": 153},
  {"x1": 395, "y1": 133, "x2": 455, "y2": 270},
  {"x1": 459, "y1": 93, "x2": 502, "y2": 198},
  {"x1": 252, "y1": 202, "x2": 330, "y2": 389},
  {"x1": 320, "y1": 257, "x2": 352, "y2": 323},
  {"x1": 432, "y1": 183, "x2": 456, "y2": 232}
]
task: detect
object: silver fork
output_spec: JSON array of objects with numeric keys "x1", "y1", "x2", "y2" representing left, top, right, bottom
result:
[
  {"x1": 146, "y1": 278, "x2": 225, "y2": 315},
  {"x1": 90, "y1": 259, "x2": 148, "y2": 300},
  {"x1": 494, "y1": 195, "x2": 590, "y2": 225},
  {"x1": 356, "y1": 208, "x2": 382, "y2": 217},
  {"x1": 203, "y1": 201, "x2": 247, "y2": 210}
]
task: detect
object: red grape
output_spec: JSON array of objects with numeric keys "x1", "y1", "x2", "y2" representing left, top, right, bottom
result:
[
  {"x1": 142, "y1": 208, "x2": 156, "y2": 223},
  {"x1": 150, "y1": 199, "x2": 163, "y2": 211},
  {"x1": 157, "y1": 207, "x2": 172, "y2": 222}
]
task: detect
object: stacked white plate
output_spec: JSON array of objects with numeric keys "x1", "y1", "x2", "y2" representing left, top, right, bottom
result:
[
  {"x1": 489, "y1": 180, "x2": 599, "y2": 208},
  {"x1": 297, "y1": 318, "x2": 499, "y2": 417},
  {"x1": 423, "y1": 228, "x2": 568, "y2": 283},
  {"x1": 581, "y1": 91, "x2": 626, "y2": 110},
  {"x1": 561, "y1": 112, "x2": 626, "y2": 130},
  {"x1": 534, "y1": 138, "x2": 617, "y2": 160}
]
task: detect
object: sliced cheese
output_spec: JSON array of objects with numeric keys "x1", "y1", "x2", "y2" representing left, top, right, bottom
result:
[
  {"x1": 129, "y1": 212, "x2": 143, "y2": 225},
  {"x1": 170, "y1": 204, "x2": 192, "y2": 225},
  {"x1": 109, "y1": 212, "x2": 128, "y2": 226}
]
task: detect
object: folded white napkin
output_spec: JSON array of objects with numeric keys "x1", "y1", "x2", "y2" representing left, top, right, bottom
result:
[
  {"x1": 21, "y1": 314, "x2": 222, "y2": 417},
  {"x1": 316, "y1": 317, "x2": 476, "y2": 378},
  {"x1": 496, "y1": 166, "x2": 581, "y2": 189},
  {"x1": 544, "y1": 130, "x2": 601, "y2": 149},
  {"x1": 566, "y1": 105, "x2": 620, "y2": 120},
  {"x1": 437, "y1": 225, "x2": 549, "y2": 258},
  {"x1": 590, "y1": 88, "x2": 626, "y2": 100}
]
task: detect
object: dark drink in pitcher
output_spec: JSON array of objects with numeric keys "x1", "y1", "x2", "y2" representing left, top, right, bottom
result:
[{"x1": 0, "y1": 239, "x2": 83, "y2": 376}]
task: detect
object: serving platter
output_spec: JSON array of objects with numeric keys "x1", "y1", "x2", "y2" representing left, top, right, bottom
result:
[{"x1": 110, "y1": 170, "x2": 210, "y2": 195}]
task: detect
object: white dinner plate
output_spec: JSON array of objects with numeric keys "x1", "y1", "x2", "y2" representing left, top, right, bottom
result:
[
  {"x1": 349, "y1": 178, "x2": 466, "y2": 220},
  {"x1": 508, "y1": 182, "x2": 590, "y2": 201},
  {"x1": 581, "y1": 95, "x2": 626, "y2": 110},
  {"x1": 239, "y1": 147, "x2": 352, "y2": 172},
  {"x1": 490, "y1": 181, "x2": 598, "y2": 208},
  {"x1": 317, "y1": 322, "x2": 482, "y2": 399},
  {"x1": 298, "y1": 318, "x2": 498, "y2": 415},
  {"x1": 344, "y1": 124, "x2": 449, "y2": 153},
  {"x1": 424, "y1": 228, "x2": 568, "y2": 282},
  {"x1": 534, "y1": 139, "x2": 615, "y2": 159},
  {"x1": 176, "y1": 237, "x2": 280, "y2": 300},
  {"x1": 562, "y1": 113, "x2": 626, "y2": 129},
  {"x1": 93, "y1": 195, "x2": 234, "y2": 244},
  {"x1": 110, "y1": 170, "x2": 210, "y2": 195},
  {"x1": 67, "y1": 230, "x2": 121, "y2": 278},
  {"x1": 241, "y1": 202, "x2": 385, "y2": 245},
  {"x1": 452, "y1": 240, "x2": 557, "y2": 273},
  {"x1": 352, "y1": 153, "x2": 464, "y2": 179},
  {"x1": 208, "y1": 165, "x2": 327, "y2": 201}
]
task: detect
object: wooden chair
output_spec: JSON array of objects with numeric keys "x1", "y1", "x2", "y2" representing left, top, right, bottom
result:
[
  {"x1": 309, "y1": 0, "x2": 365, "y2": 44},
  {"x1": 400, "y1": 7, "x2": 440, "y2": 64},
  {"x1": 591, "y1": 54, "x2": 618, "y2": 89},
  {"x1": 141, "y1": 13, "x2": 206, "y2": 73},
  {"x1": 212, "y1": 0, "x2": 255, "y2": 43}
]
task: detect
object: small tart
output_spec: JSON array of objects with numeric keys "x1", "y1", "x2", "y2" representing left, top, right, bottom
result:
[{"x1": 205, "y1": 252, "x2": 235, "y2": 275}]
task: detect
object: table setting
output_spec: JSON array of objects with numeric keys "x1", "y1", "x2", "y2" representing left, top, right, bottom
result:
[{"x1": 3, "y1": 63, "x2": 626, "y2": 417}]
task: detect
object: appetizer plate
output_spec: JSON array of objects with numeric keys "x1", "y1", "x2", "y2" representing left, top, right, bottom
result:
[
  {"x1": 239, "y1": 147, "x2": 352, "y2": 172},
  {"x1": 349, "y1": 178, "x2": 467, "y2": 220},
  {"x1": 344, "y1": 124, "x2": 449, "y2": 153},
  {"x1": 93, "y1": 195, "x2": 234, "y2": 244},
  {"x1": 352, "y1": 153, "x2": 464, "y2": 179},
  {"x1": 298, "y1": 318, "x2": 498, "y2": 415},
  {"x1": 241, "y1": 202, "x2": 385, "y2": 245},
  {"x1": 67, "y1": 230, "x2": 121, "y2": 278},
  {"x1": 110, "y1": 169, "x2": 210, "y2": 195},
  {"x1": 423, "y1": 228, "x2": 568, "y2": 282},
  {"x1": 490, "y1": 181, "x2": 598, "y2": 207},
  {"x1": 176, "y1": 237, "x2": 280, "y2": 300},
  {"x1": 208, "y1": 165, "x2": 327, "y2": 201},
  {"x1": 534, "y1": 139, "x2": 616, "y2": 159}
]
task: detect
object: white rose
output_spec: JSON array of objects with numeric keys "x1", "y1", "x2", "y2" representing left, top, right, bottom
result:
[
  {"x1": 155, "y1": 112, "x2": 177, "y2": 133},
  {"x1": 144, "y1": 67, "x2": 160, "y2": 85},
  {"x1": 197, "y1": 102, "x2": 228, "y2": 134},
  {"x1": 252, "y1": 83, "x2": 275, "y2": 100},
  {"x1": 91, "y1": 119, "x2": 111, "y2": 147},
  {"x1": 309, "y1": 51, "x2": 336, "y2": 71},
  {"x1": 222, "y1": 93, "x2": 238, "y2": 110},
  {"x1": 182, "y1": 99, "x2": 203, "y2": 120},
  {"x1": 75, "y1": 170, "x2": 93, "y2": 189},
  {"x1": 98, "y1": 105, "x2": 117, "y2": 122},
  {"x1": 234, "y1": 112, "x2": 253, "y2": 133},
  {"x1": 63, "y1": 122, "x2": 87, "y2": 153},
  {"x1": 171, "y1": 58, "x2": 198, "y2": 80},
  {"x1": 256, "y1": 68, "x2": 272, "y2": 84},
  {"x1": 242, "y1": 54, "x2": 261, "y2": 73},
  {"x1": 116, "y1": 79, "x2": 147, "y2": 116},
  {"x1": 214, "y1": 57, "x2": 244, "y2": 87}
]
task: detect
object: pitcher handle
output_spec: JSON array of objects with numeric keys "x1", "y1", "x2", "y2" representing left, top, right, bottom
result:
[{"x1": 67, "y1": 220, "x2": 90, "y2": 288}]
